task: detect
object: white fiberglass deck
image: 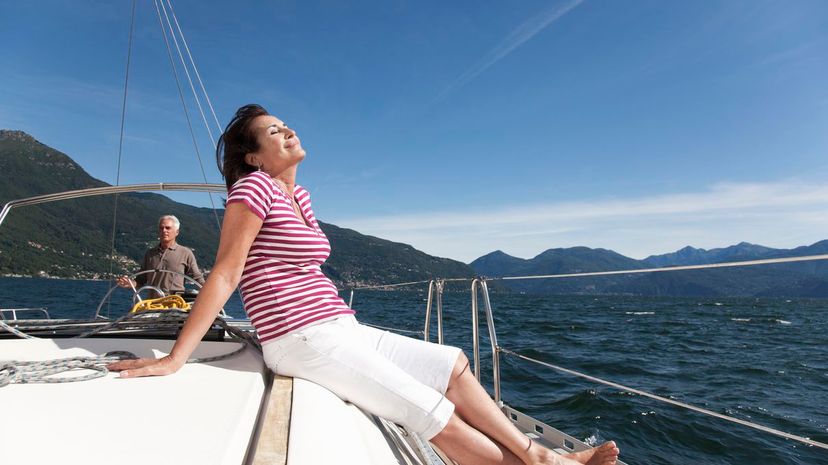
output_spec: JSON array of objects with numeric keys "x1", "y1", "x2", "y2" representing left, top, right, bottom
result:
[
  {"x1": 288, "y1": 377, "x2": 408, "y2": 465},
  {"x1": 0, "y1": 338, "x2": 267, "y2": 465}
]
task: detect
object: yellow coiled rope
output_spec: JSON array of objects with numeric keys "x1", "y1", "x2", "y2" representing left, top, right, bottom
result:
[{"x1": 129, "y1": 295, "x2": 191, "y2": 313}]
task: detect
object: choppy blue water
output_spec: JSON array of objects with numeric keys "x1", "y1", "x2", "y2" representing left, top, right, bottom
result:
[{"x1": 2, "y1": 277, "x2": 826, "y2": 465}]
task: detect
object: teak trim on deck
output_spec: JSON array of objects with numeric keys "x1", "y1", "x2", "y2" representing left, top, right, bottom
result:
[{"x1": 252, "y1": 374, "x2": 293, "y2": 465}]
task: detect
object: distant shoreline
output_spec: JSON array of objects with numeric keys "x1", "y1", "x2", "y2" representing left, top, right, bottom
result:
[{"x1": 0, "y1": 274, "x2": 108, "y2": 282}]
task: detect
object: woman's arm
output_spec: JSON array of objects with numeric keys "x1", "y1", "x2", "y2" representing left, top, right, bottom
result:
[{"x1": 108, "y1": 202, "x2": 263, "y2": 378}]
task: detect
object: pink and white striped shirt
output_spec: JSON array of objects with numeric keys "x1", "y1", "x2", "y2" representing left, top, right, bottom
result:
[{"x1": 226, "y1": 171, "x2": 354, "y2": 344}]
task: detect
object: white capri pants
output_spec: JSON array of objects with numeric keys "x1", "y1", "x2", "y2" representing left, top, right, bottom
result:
[{"x1": 262, "y1": 315, "x2": 462, "y2": 439}]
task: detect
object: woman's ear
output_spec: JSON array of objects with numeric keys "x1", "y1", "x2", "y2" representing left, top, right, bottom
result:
[{"x1": 245, "y1": 153, "x2": 258, "y2": 168}]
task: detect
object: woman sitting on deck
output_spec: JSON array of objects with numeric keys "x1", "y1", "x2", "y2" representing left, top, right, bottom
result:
[{"x1": 109, "y1": 104, "x2": 620, "y2": 465}]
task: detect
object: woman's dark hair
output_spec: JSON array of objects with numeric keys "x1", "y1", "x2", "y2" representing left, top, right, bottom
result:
[{"x1": 216, "y1": 104, "x2": 270, "y2": 190}]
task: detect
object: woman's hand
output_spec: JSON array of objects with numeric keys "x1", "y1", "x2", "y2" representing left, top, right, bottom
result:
[{"x1": 107, "y1": 354, "x2": 185, "y2": 378}]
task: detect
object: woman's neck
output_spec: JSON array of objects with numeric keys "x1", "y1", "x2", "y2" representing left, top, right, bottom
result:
[{"x1": 271, "y1": 167, "x2": 297, "y2": 197}]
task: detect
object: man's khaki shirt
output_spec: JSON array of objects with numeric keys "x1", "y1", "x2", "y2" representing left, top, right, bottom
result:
[{"x1": 135, "y1": 243, "x2": 205, "y2": 294}]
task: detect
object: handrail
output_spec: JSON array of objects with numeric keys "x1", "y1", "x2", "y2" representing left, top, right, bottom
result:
[
  {"x1": 479, "y1": 279, "x2": 501, "y2": 404},
  {"x1": 471, "y1": 278, "x2": 501, "y2": 403},
  {"x1": 0, "y1": 182, "x2": 225, "y2": 229},
  {"x1": 423, "y1": 280, "x2": 434, "y2": 340},
  {"x1": 471, "y1": 280, "x2": 481, "y2": 380},
  {"x1": 422, "y1": 279, "x2": 445, "y2": 344},
  {"x1": 436, "y1": 280, "x2": 444, "y2": 345}
]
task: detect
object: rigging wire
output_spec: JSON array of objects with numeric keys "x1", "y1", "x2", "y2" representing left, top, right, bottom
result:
[
  {"x1": 159, "y1": 0, "x2": 247, "y2": 306},
  {"x1": 106, "y1": 0, "x2": 138, "y2": 319},
  {"x1": 164, "y1": 0, "x2": 224, "y2": 135},
  {"x1": 159, "y1": 0, "x2": 217, "y2": 148},
  {"x1": 153, "y1": 0, "x2": 222, "y2": 232}
]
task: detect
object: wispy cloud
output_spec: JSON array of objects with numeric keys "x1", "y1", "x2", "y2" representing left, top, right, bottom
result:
[
  {"x1": 331, "y1": 181, "x2": 828, "y2": 262},
  {"x1": 434, "y1": 0, "x2": 584, "y2": 103}
]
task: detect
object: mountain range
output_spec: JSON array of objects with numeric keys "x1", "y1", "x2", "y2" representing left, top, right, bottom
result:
[
  {"x1": 470, "y1": 241, "x2": 828, "y2": 297},
  {"x1": 2, "y1": 129, "x2": 826, "y2": 297}
]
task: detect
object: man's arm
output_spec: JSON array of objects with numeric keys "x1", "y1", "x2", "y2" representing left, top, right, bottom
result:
[
  {"x1": 117, "y1": 249, "x2": 151, "y2": 289},
  {"x1": 136, "y1": 249, "x2": 154, "y2": 287},
  {"x1": 185, "y1": 249, "x2": 206, "y2": 285}
]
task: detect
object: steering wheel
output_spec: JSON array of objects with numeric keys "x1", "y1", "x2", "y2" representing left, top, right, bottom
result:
[
  {"x1": 95, "y1": 269, "x2": 226, "y2": 319},
  {"x1": 132, "y1": 285, "x2": 166, "y2": 304}
]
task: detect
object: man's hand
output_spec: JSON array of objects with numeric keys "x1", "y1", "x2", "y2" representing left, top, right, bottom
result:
[
  {"x1": 107, "y1": 355, "x2": 185, "y2": 378},
  {"x1": 116, "y1": 275, "x2": 137, "y2": 289}
]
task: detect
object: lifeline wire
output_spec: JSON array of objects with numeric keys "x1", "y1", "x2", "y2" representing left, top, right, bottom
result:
[
  {"x1": 500, "y1": 347, "x2": 828, "y2": 451},
  {"x1": 497, "y1": 254, "x2": 828, "y2": 281},
  {"x1": 340, "y1": 253, "x2": 828, "y2": 290}
]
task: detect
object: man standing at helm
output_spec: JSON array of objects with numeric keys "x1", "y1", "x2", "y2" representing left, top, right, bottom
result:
[{"x1": 117, "y1": 215, "x2": 205, "y2": 297}]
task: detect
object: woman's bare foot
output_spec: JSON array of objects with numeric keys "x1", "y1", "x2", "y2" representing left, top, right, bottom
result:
[
  {"x1": 526, "y1": 440, "x2": 619, "y2": 465},
  {"x1": 563, "y1": 441, "x2": 619, "y2": 465}
]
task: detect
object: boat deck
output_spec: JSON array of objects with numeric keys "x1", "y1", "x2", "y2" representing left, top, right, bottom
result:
[
  {"x1": 1, "y1": 338, "x2": 266, "y2": 465},
  {"x1": 1, "y1": 335, "x2": 624, "y2": 464}
]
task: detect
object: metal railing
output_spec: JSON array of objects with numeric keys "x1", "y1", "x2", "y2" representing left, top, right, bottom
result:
[
  {"x1": 0, "y1": 307, "x2": 51, "y2": 320},
  {"x1": 420, "y1": 277, "x2": 502, "y2": 403}
]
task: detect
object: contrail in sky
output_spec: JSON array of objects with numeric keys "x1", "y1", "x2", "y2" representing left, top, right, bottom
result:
[{"x1": 435, "y1": 0, "x2": 585, "y2": 102}]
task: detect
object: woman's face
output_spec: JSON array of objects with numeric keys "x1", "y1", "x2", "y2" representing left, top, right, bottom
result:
[{"x1": 249, "y1": 114, "x2": 305, "y2": 174}]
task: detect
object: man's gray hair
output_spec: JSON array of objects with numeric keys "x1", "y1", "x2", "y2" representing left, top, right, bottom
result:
[{"x1": 159, "y1": 215, "x2": 181, "y2": 230}]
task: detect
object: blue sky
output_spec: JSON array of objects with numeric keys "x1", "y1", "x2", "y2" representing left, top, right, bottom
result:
[{"x1": 1, "y1": 0, "x2": 827, "y2": 262}]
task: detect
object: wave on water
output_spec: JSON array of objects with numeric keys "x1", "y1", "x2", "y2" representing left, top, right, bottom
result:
[
  {"x1": 582, "y1": 434, "x2": 599, "y2": 446},
  {"x1": 729, "y1": 317, "x2": 792, "y2": 325},
  {"x1": 625, "y1": 311, "x2": 655, "y2": 315}
]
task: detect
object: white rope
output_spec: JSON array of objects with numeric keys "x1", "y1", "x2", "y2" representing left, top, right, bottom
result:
[
  {"x1": 499, "y1": 254, "x2": 828, "y2": 281},
  {"x1": 500, "y1": 347, "x2": 828, "y2": 451},
  {"x1": 0, "y1": 321, "x2": 34, "y2": 339}
]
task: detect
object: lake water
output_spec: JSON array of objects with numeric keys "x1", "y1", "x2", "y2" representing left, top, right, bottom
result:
[{"x1": 1, "y1": 276, "x2": 826, "y2": 464}]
